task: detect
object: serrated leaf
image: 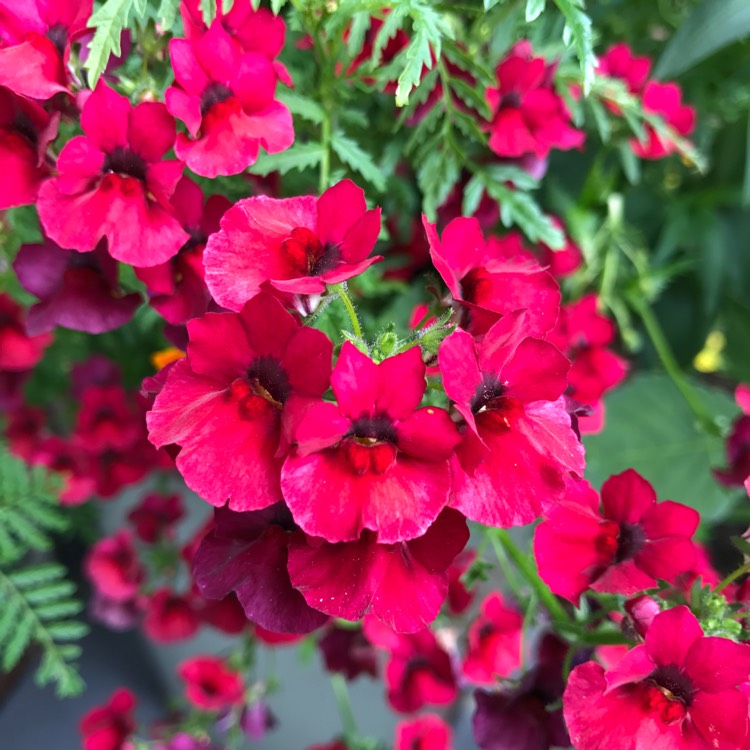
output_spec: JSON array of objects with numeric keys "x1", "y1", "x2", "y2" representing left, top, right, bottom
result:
[
  {"x1": 278, "y1": 91, "x2": 324, "y2": 124},
  {"x1": 35, "y1": 600, "x2": 85, "y2": 621},
  {"x1": 133, "y1": 0, "x2": 147, "y2": 17},
  {"x1": 200, "y1": 0, "x2": 215, "y2": 25},
  {"x1": 24, "y1": 581, "x2": 77, "y2": 605},
  {"x1": 347, "y1": 12, "x2": 372, "y2": 59},
  {"x1": 371, "y1": 6, "x2": 408, "y2": 66},
  {"x1": 462, "y1": 175, "x2": 485, "y2": 218},
  {"x1": 396, "y1": 32, "x2": 431, "y2": 107},
  {"x1": 618, "y1": 141, "x2": 641, "y2": 185},
  {"x1": 418, "y1": 147, "x2": 460, "y2": 220},
  {"x1": 450, "y1": 76, "x2": 491, "y2": 120},
  {"x1": 271, "y1": 0, "x2": 287, "y2": 14},
  {"x1": 2, "y1": 611, "x2": 34, "y2": 672},
  {"x1": 553, "y1": 0, "x2": 595, "y2": 94},
  {"x1": 8, "y1": 563, "x2": 64, "y2": 588},
  {"x1": 252, "y1": 142, "x2": 323, "y2": 176},
  {"x1": 84, "y1": 0, "x2": 135, "y2": 87},
  {"x1": 331, "y1": 133, "x2": 386, "y2": 192},
  {"x1": 46, "y1": 621, "x2": 90, "y2": 641},
  {"x1": 157, "y1": 0, "x2": 180, "y2": 29},
  {"x1": 589, "y1": 97, "x2": 611, "y2": 142},
  {"x1": 525, "y1": 0, "x2": 546, "y2": 22}
]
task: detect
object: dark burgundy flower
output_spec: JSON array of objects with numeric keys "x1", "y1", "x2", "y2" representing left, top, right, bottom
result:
[
  {"x1": 4, "y1": 405, "x2": 44, "y2": 460},
  {"x1": 72, "y1": 385, "x2": 143, "y2": 452},
  {"x1": 281, "y1": 343, "x2": 460, "y2": 544},
  {"x1": 204, "y1": 179, "x2": 382, "y2": 310},
  {"x1": 199, "y1": 593, "x2": 248, "y2": 635},
  {"x1": 147, "y1": 293, "x2": 333, "y2": 511},
  {"x1": 630, "y1": 82, "x2": 695, "y2": 160},
  {"x1": 423, "y1": 216, "x2": 560, "y2": 337},
  {"x1": 714, "y1": 385, "x2": 750, "y2": 488},
  {"x1": 37, "y1": 81, "x2": 189, "y2": 266},
  {"x1": 287, "y1": 509, "x2": 470, "y2": 632},
  {"x1": 0, "y1": 293, "x2": 52, "y2": 371},
  {"x1": 0, "y1": 0, "x2": 92, "y2": 99},
  {"x1": 71, "y1": 355, "x2": 121, "y2": 397},
  {"x1": 534, "y1": 471, "x2": 700, "y2": 602},
  {"x1": 486, "y1": 41, "x2": 584, "y2": 159},
  {"x1": 178, "y1": 656, "x2": 245, "y2": 710},
  {"x1": 439, "y1": 312, "x2": 584, "y2": 528},
  {"x1": 0, "y1": 86, "x2": 58, "y2": 209},
  {"x1": 84, "y1": 530, "x2": 144, "y2": 602},
  {"x1": 89, "y1": 437, "x2": 164, "y2": 499},
  {"x1": 564, "y1": 606, "x2": 750, "y2": 750},
  {"x1": 192, "y1": 504, "x2": 328, "y2": 634},
  {"x1": 318, "y1": 625, "x2": 379, "y2": 681},
  {"x1": 127, "y1": 493, "x2": 184, "y2": 544},
  {"x1": 143, "y1": 589, "x2": 200, "y2": 642},
  {"x1": 135, "y1": 177, "x2": 231, "y2": 325},
  {"x1": 395, "y1": 714, "x2": 453, "y2": 750},
  {"x1": 166, "y1": 20, "x2": 293, "y2": 177},
  {"x1": 13, "y1": 238, "x2": 141, "y2": 334},
  {"x1": 79, "y1": 688, "x2": 136, "y2": 750}
]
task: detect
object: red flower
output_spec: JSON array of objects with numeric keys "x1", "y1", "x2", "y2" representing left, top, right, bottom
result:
[
  {"x1": 287, "y1": 509, "x2": 469, "y2": 632},
  {"x1": 318, "y1": 625, "x2": 379, "y2": 681},
  {"x1": 538, "y1": 218, "x2": 583, "y2": 278},
  {"x1": 143, "y1": 589, "x2": 200, "y2": 642},
  {"x1": 127, "y1": 493, "x2": 184, "y2": 544},
  {"x1": 423, "y1": 216, "x2": 560, "y2": 337},
  {"x1": 166, "y1": 21, "x2": 293, "y2": 177},
  {"x1": 714, "y1": 384, "x2": 750, "y2": 488},
  {"x1": 204, "y1": 179, "x2": 382, "y2": 311},
  {"x1": 462, "y1": 592, "x2": 523, "y2": 685},
  {"x1": 439, "y1": 312, "x2": 584, "y2": 528},
  {"x1": 178, "y1": 655, "x2": 245, "y2": 710},
  {"x1": 281, "y1": 343, "x2": 460, "y2": 543},
  {"x1": 32, "y1": 436, "x2": 97, "y2": 504},
  {"x1": 564, "y1": 606, "x2": 750, "y2": 750},
  {"x1": 486, "y1": 41, "x2": 584, "y2": 159},
  {"x1": 631, "y1": 81, "x2": 696, "y2": 160},
  {"x1": 597, "y1": 43, "x2": 651, "y2": 96},
  {"x1": 534, "y1": 471, "x2": 699, "y2": 603},
  {"x1": 37, "y1": 81, "x2": 188, "y2": 267},
  {"x1": 0, "y1": 293, "x2": 52, "y2": 371},
  {"x1": 73, "y1": 386, "x2": 144, "y2": 453},
  {"x1": 192, "y1": 504, "x2": 328, "y2": 634},
  {"x1": 395, "y1": 714, "x2": 453, "y2": 750},
  {"x1": 136, "y1": 177, "x2": 230, "y2": 325},
  {"x1": 446, "y1": 548, "x2": 477, "y2": 615},
  {"x1": 147, "y1": 293, "x2": 333, "y2": 511},
  {"x1": 84, "y1": 530, "x2": 144, "y2": 602},
  {"x1": 0, "y1": 87, "x2": 58, "y2": 209},
  {"x1": 80, "y1": 688, "x2": 136, "y2": 750},
  {"x1": 13, "y1": 238, "x2": 140, "y2": 334},
  {"x1": 0, "y1": 0, "x2": 92, "y2": 99}
]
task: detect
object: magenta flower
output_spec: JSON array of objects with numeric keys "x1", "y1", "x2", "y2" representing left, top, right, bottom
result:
[
  {"x1": 127, "y1": 493, "x2": 184, "y2": 544},
  {"x1": 439, "y1": 311, "x2": 584, "y2": 528},
  {"x1": 178, "y1": 656, "x2": 245, "y2": 710},
  {"x1": 166, "y1": 21, "x2": 293, "y2": 177},
  {"x1": 564, "y1": 606, "x2": 750, "y2": 750},
  {"x1": 135, "y1": 177, "x2": 230, "y2": 325},
  {"x1": 143, "y1": 589, "x2": 200, "y2": 642},
  {"x1": 0, "y1": 293, "x2": 52, "y2": 371},
  {"x1": 486, "y1": 41, "x2": 584, "y2": 159},
  {"x1": 37, "y1": 81, "x2": 189, "y2": 267},
  {"x1": 281, "y1": 343, "x2": 460, "y2": 544},
  {"x1": 204, "y1": 179, "x2": 382, "y2": 311},
  {"x1": 631, "y1": 82, "x2": 696, "y2": 160},
  {"x1": 423, "y1": 216, "x2": 560, "y2": 337},
  {"x1": 534, "y1": 471, "x2": 699, "y2": 603},
  {"x1": 0, "y1": 87, "x2": 58, "y2": 209},
  {"x1": 73, "y1": 385, "x2": 144, "y2": 453},
  {"x1": 192, "y1": 504, "x2": 328, "y2": 634},
  {"x1": 79, "y1": 688, "x2": 136, "y2": 750},
  {"x1": 0, "y1": 0, "x2": 92, "y2": 99},
  {"x1": 84, "y1": 530, "x2": 144, "y2": 603},
  {"x1": 147, "y1": 293, "x2": 333, "y2": 511},
  {"x1": 714, "y1": 384, "x2": 750, "y2": 488},
  {"x1": 287, "y1": 508, "x2": 469, "y2": 632},
  {"x1": 395, "y1": 714, "x2": 453, "y2": 750},
  {"x1": 597, "y1": 43, "x2": 651, "y2": 96},
  {"x1": 13, "y1": 238, "x2": 141, "y2": 334}
]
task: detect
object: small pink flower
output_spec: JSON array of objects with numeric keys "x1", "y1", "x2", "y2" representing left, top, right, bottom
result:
[{"x1": 178, "y1": 656, "x2": 245, "y2": 710}]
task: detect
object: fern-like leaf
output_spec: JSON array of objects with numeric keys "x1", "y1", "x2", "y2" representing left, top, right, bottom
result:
[{"x1": 84, "y1": 0, "x2": 136, "y2": 87}]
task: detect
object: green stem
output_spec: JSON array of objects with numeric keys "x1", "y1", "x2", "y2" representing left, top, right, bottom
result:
[
  {"x1": 329, "y1": 673, "x2": 358, "y2": 741},
  {"x1": 491, "y1": 529, "x2": 571, "y2": 625},
  {"x1": 332, "y1": 283, "x2": 362, "y2": 339},
  {"x1": 319, "y1": 103, "x2": 332, "y2": 193},
  {"x1": 631, "y1": 296, "x2": 717, "y2": 435},
  {"x1": 715, "y1": 560, "x2": 750, "y2": 594}
]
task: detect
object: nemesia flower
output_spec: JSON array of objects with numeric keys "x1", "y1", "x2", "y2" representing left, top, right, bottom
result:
[
  {"x1": 538, "y1": 218, "x2": 583, "y2": 278},
  {"x1": 714, "y1": 384, "x2": 750, "y2": 487},
  {"x1": 281, "y1": 343, "x2": 461, "y2": 543},
  {"x1": 0, "y1": 87, "x2": 58, "y2": 209},
  {"x1": 90, "y1": 592, "x2": 142, "y2": 631},
  {"x1": 462, "y1": 592, "x2": 523, "y2": 685},
  {"x1": 127, "y1": 493, "x2": 184, "y2": 544},
  {"x1": 0, "y1": 0, "x2": 92, "y2": 99},
  {"x1": 423, "y1": 216, "x2": 560, "y2": 337},
  {"x1": 33, "y1": 436, "x2": 97, "y2": 504},
  {"x1": 204, "y1": 179, "x2": 382, "y2": 311},
  {"x1": 564, "y1": 606, "x2": 750, "y2": 750},
  {"x1": 0, "y1": 293, "x2": 52, "y2": 371},
  {"x1": 534, "y1": 471, "x2": 699, "y2": 602},
  {"x1": 178, "y1": 656, "x2": 245, "y2": 710},
  {"x1": 630, "y1": 81, "x2": 696, "y2": 160},
  {"x1": 4, "y1": 405, "x2": 44, "y2": 460},
  {"x1": 364, "y1": 618, "x2": 457, "y2": 713},
  {"x1": 446, "y1": 548, "x2": 477, "y2": 615},
  {"x1": 13, "y1": 239, "x2": 140, "y2": 334},
  {"x1": 79, "y1": 688, "x2": 136, "y2": 750},
  {"x1": 597, "y1": 43, "x2": 651, "y2": 96},
  {"x1": 486, "y1": 41, "x2": 584, "y2": 159},
  {"x1": 199, "y1": 593, "x2": 248, "y2": 635},
  {"x1": 84, "y1": 530, "x2": 144, "y2": 603},
  {"x1": 623, "y1": 595, "x2": 660, "y2": 638},
  {"x1": 240, "y1": 701, "x2": 277, "y2": 740},
  {"x1": 89, "y1": 437, "x2": 165, "y2": 499},
  {"x1": 72, "y1": 386, "x2": 144, "y2": 452},
  {"x1": 147, "y1": 293, "x2": 333, "y2": 510},
  {"x1": 395, "y1": 714, "x2": 453, "y2": 750},
  {"x1": 71, "y1": 355, "x2": 121, "y2": 397},
  {"x1": 143, "y1": 589, "x2": 200, "y2": 642},
  {"x1": 439, "y1": 311, "x2": 584, "y2": 527},
  {"x1": 135, "y1": 177, "x2": 230, "y2": 325},
  {"x1": 165, "y1": 21, "x2": 293, "y2": 177},
  {"x1": 318, "y1": 625, "x2": 379, "y2": 681},
  {"x1": 287, "y1": 509, "x2": 470, "y2": 632},
  {"x1": 37, "y1": 81, "x2": 189, "y2": 267},
  {"x1": 192, "y1": 504, "x2": 328, "y2": 634}
]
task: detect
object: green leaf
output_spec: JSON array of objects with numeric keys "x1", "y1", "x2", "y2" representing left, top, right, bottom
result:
[
  {"x1": 157, "y1": 0, "x2": 180, "y2": 30},
  {"x1": 584, "y1": 373, "x2": 740, "y2": 521},
  {"x1": 84, "y1": 0, "x2": 135, "y2": 87},
  {"x1": 484, "y1": 0, "x2": 504, "y2": 9},
  {"x1": 525, "y1": 0, "x2": 546, "y2": 22},
  {"x1": 331, "y1": 133, "x2": 387, "y2": 192},
  {"x1": 200, "y1": 0, "x2": 215, "y2": 25},
  {"x1": 278, "y1": 91, "x2": 324, "y2": 124},
  {"x1": 618, "y1": 141, "x2": 641, "y2": 185},
  {"x1": 656, "y1": 0, "x2": 750, "y2": 78},
  {"x1": 417, "y1": 147, "x2": 460, "y2": 220},
  {"x1": 270, "y1": 0, "x2": 288, "y2": 14},
  {"x1": 589, "y1": 97, "x2": 611, "y2": 143},
  {"x1": 347, "y1": 11, "x2": 372, "y2": 60},
  {"x1": 396, "y1": 30, "x2": 432, "y2": 107},
  {"x1": 251, "y1": 142, "x2": 323, "y2": 176},
  {"x1": 553, "y1": 0, "x2": 595, "y2": 94},
  {"x1": 133, "y1": 0, "x2": 147, "y2": 17},
  {"x1": 371, "y1": 6, "x2": 408, "y2": 66}
]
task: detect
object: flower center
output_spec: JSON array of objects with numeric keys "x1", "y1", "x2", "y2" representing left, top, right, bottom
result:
[
  {"x1": 281, "y1": 227, "x2": 340, "y2": 276},
  {"x1": 246, "y1": 356, "x2": 291, "y2": 408},
  {"x1": 470, "y1": 374, "x2": 505, "y2": 414},
  {"x1": 500, "y1": 91, "x2": 522, "y2": 109},
  {"x1": 13, "y1": 109, "x2": 38, "y2": 146},
  {"x1": 614, "y1": 522, "x2": 645, "y2": 563},
  {"x1": 642, "y1": 664, "x2": 695, "y2": 724},
  {"x1": 103, "y1": 147, "x2": 148, "y2": 182},
  {"x1": 342, "y1": 414, "x2": 398, "y2": 475},
  {"x1": 460, "y1": 267, "x2": 493, "y2": 305},
  {"x1": 46, "y1": 23, "x2": 68, "y2": 57},
  {"x1": 200, "y1": 82, "x2": 233, "y2": 116}
]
